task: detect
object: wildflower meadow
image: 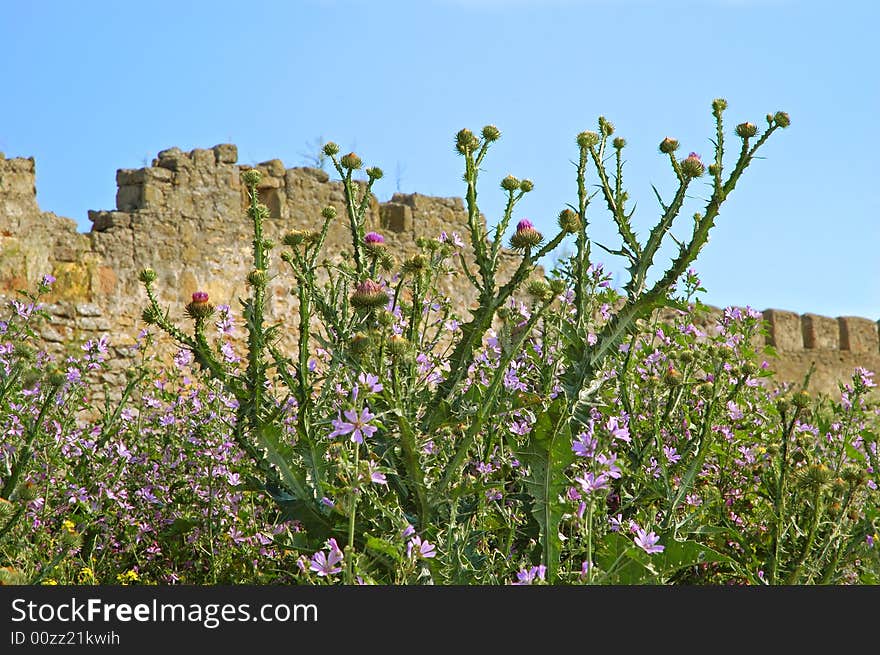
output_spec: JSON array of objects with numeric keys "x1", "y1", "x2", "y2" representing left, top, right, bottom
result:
[{"x1": 1, "y1": 101, "x2": 878, "y2": 587}]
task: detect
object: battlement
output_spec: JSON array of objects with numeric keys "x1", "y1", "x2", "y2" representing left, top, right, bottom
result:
[{"x1": 0, "y1": 146, "x2": 877, "y2": 396}]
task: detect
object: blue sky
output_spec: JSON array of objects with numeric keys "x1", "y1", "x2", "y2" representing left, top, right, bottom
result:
[{"x1": 2, "y1": 0, "x2": 878, "y2": 317}]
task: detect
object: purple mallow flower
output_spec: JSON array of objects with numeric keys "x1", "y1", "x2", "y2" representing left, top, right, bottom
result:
[
  {"x1": 358, "y1": 372, "x2": 383, "y2": 393},
  {"x1": 513, "y1": 565, "x2": 546, "y2": 585},
  {"x1": 407, "y1": 536, "x2": 436, "y2": 559},
  {"x1": 310, "y1": 538, "x2": 344, "y2": 576},
  {"x1": 633, "y1": 528, "x2": 665, "y2": 555},
  {"x1": 328, "y1": 407, "x2": 378, "y2": 444}
]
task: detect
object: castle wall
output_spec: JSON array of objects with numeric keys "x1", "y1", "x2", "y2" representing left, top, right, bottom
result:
[{"x1": 1, "y1": 147, "x2": 877, "y2": 397}]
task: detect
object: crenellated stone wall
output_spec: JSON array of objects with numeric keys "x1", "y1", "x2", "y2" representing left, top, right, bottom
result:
[{"x1": 0, "y1": 146, "x2": 877, "y2": 397}]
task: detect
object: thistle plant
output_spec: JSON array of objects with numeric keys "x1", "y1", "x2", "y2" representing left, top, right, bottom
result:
[{"x1": 129, "y1": 100, "x2": 870, "y2": 586}]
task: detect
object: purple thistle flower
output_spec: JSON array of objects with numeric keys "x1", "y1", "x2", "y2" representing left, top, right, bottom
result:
[{"x1": 364, "y1": 231, "x2": 385, "y2": 245}]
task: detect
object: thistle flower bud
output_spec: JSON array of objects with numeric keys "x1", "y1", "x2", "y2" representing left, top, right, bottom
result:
[
  {"x1": 340, "y1": 152, "x2": 362, "y2": 170},
  {"x1": 526, "y1": 279, "x2": 553, "y2": 301},
  {"x1": 455, "y1": 128, "x2": 480, "y2": 154},
  {"x1": 712, "y1": 98, "x2": 728, "y2": 114},
  {"x1": 138, "y1": 268, "x2": 157, "y2": 285},
  {"x1": 773, "y1": 111, "x2": 791, "y2": 128},
  {"x1": 598, "y1": 116, "x2": 615, "y2": 136},
  {"x1": 482, "y1": 125, "x2": 501, "y2": 142},
  {"x1": 377, "y1": 310, "x2": 395, "y2": 327},
  {"x1": 402, "y1": 254, "x2": 428, "y2": 274},
  {"x1": 387, "y1": 334, "x2": 410, "y2": 356},
  {"x1": 776, "y1": 397, "x2": 791, "y2": 415},
  {"x1": 283, "y1": 229, "x2": 308, "y2": 247},
  {"x1": 509, "y1": 219, "x2": 543, "y2": 250},
  {"x1": 557, "y1": 208, "x2": 581, "y2": 234},
  {"x1": 549, "y1": 280, "x2": 568, "y2": 299},
  {"x1": 793, "y1": 390, "x2": 811, "y2": 409},
  {"x1": 842, "y1": 465, "x2": 867, "y2": 487},
  {"x1": 350, "y1": 279, "x2": 388, "y2": 310},
  {"x1": 247, "y1": 269, "x2": 269, "y2": 287},
  {"x1": 323, "y1": 142, "x2": 340, "y2": 156},
  {"x1": 241, "y1": 169, "x2": 262, "y2": 187},
  {"x1": 321, "y1": 205, "x2": 338, "y2": 220},
  {"x1": 736, "y1": 122, "x2": 758, "y2": 138},
  {"x1": 680, "y1": 152, "x2": 705, "y2": 179},
  {"x1": 577, "y1": 131, "x2": 600, "y2": 148},
  {"x1": 799, "y1": 463, "x2": 833, "y2": 490},
  {"x1": 708, "y1": 163, "x2": 721, "y2": 177},
  {"x1": 364, "y1": 231, "x2": 386, "y2": 256},
  {"x1": 367, "y1": 166, "x2": 384, "y2": 180},
  {"x1": 349, "y1": 331, "x2": 373, "y2": 355},
  {"x1": 186, "y1": 291, "x2": 214, "y2": 320},
  {"x1": 659, "y1": 137, "x2": 679, "y2": 154},
  {"x1": 501, "y1": 175, "x2": 521, "y2": 192},
  {"x1": 248, "y1": 202, "x2": 270, "y2": 220},
  {"x1": 612, "y1": 137, "x2": 626, "y2": 150}
]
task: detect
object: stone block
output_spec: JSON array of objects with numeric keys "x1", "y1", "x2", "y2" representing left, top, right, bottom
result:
[
  {"x1": 116, "y1": 185, "x2": 142, "y2": 211},
  {"x1": 156, "y1": 147, "x2": 191, "y2": 171},
  {"x1": 259, "y1": 159, "x2": 286, "y2": 177},
  {"x1": 763, "y1": 309, "x2": 803, "y2": 351},
  {"x1": 802, "y1": 313, "x2": 839, "y2": 350},
  {"x1": 76, "y1": 302, "x2": 103, "y2": 317},
  {"x1": 381, "y1": 203, "x2": 412, "y2": 233},
  {"x1": 213, "y1": 143, "x2": 238, "y2": 164},
  {"x1": 190, "y1": 148, "x2": 215, "y2": 168},
  {"x1": 838, "y1": 316, "x2": 879, "y2": 353}
]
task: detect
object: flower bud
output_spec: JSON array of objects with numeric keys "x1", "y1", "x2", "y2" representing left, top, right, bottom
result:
[
  {"x1": 842, "y1": 465, "x2": 867, "y2": 487},
  {"x1": 455, "y1": 128, "x2": 480, "y2": 154},
  {"x1": 712, "y1": 98, "x2": 728, "y2": 114},
  {"x1": 138, "y1": 268, "x2": 157, "y2": 285},
  {"x1": 141, "y1": 306, "x2": 161, "y2": 325},
  {"x1": 321, "y1": 205, "x2": 338, "y2": 220},
  {"x1": 377, "y1": 310, "x2": 395, "y2": 327},
  {"x1": 248, "y1": 202, "x2": 270, "y2": 220},
  {"x1": 708, "y1": 163, "x2": 721, "y2": 177},
  {"x1": 367, "y1": 166, "x2": 384, "y2": 180},
  {"x1": 519, "y1": 179, "x2": 534, "y2": 193},
  {"x1": 501, "y1": 175, "x2": 521, "y2": 192},
  {"x1": 340, "y1": 152, "x2": 362, "y2": 170},
  {"x1": 773, "y1": 111, "x2": 791, "y2": 128},
  {"x1": 526, "y1": 279, "x2": 553, "y2": 301},
  {"x1": 482, "y1": 125, "x2": 501, "y2": 142},
  {"x1": 283, "y1": 229, "x2": 308, "y2": 247},
  {"x1": 549, "y1": 278, "x2": 566, "y2": 295},
  {"x1": 776, "y1": 397, "x2": 791, "y2": 415},
  {"x1": 509, "y1": 219, "x2": 543, "y2": 250},
  {"x1": 323, "y1": 142, "x2": 340, "y2": 156},
  {"x1": 793, "y1": 390, "x2": 811, "y2": 409},
  {"x1": 241, "y1": 169, "x2": 262, "y2": 187},
  {"x1": 577, "y1": 131, "x2": 600, "y2": 148},
  {"x1": 349, "y1": 332, "x2": 373, "y2": 355},
  {"x1": 680, "y1": 152, "x2": 705, "y2": 179},
  {"x1": 557, "y1": 208, "x2": 581, "y2": 234},
  {"x1": 736, "y1": 122, "x2": 758, "y2": 138},
  {"x1": 350, "y1": 279, "x2": 388, "y2": 310},
  {"x1": 612, "y1": 137, "x2": 626, "y2": 150},
  {"x1": 598, "y1": 116, "x2": 615, "y2": 136},
  {"x1": 659, "y1": 137, "x2": 679, "y2": 154},
  {"x1": 402, "y1": 254, "x2": 428, "y2": 275},
  {"x1": 387, "y1": 334, "x2": 410, "y2": 356},
  {"x1": 247, "y1": 269, "x2": 269, "y2": 287}
]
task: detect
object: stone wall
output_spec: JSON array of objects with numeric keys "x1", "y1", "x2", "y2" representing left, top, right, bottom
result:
[{"x1": 1, "y1": 146, "x2": 878, "y2": 397}]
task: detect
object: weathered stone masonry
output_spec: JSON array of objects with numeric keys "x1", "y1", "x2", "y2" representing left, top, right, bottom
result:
[{"x1": 1, "y1": 146, "x2": 878, "y2": 397}]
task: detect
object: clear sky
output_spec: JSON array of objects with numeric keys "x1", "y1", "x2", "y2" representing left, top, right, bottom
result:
[{"x1": 2, "y1": 0, "x2": 878, "y2": 318}]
